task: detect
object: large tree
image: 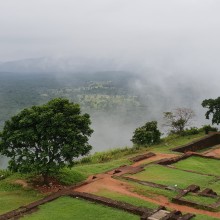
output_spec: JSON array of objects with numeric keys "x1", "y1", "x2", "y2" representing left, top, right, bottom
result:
[
  {"x1": 202, "y1": 97, "x2": 220, "y2": 125},
  {"x1": 131, "y1": 121, "x2": 161, "y2": 146},
  {"x1": 0, "y1": 98, "x2": 93, "y2": 184},
  {"x1": 163, "y1": 108, "x2": 195, "y2": 134}
]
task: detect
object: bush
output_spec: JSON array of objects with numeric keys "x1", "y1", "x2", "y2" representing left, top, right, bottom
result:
[
  {"x1": 200, "y1": 125, "x2": 218, "y2": 134},
  {"x1": 131, "y1": 121, "x2": 161, "y2": 146},
  {"x1": 80, "y1": 156, "x2": 92, "y2": 164},
  {"x1": 0, "y1": 169, "x2": 12, "y2": 180},
  {"x1": 182, "y1": 127, "x2": 200, "y2": 136}
]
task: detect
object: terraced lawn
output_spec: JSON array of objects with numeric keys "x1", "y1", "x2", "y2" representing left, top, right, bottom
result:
[
  {"x1": 128, "y1": 164, "x2": 216, "y2": 189},
  {"x1": 207, "y1": 180, "x2": 220, "y2": 195},
  {"x1": 0, "y1": 191, "x2": 42, "y2": 214},
  {"x1": 174, "y1": 156, "x2": 220, "y2": 176},
  {"x1": 183, "y1": 193, "x2": 219, "y2": 206},
  {"x1": 95, "y1": 189, "x2": 158, "y2": 209},
  {"x1": 21, "y1": 196, "x2": 140, "y2": 220}
]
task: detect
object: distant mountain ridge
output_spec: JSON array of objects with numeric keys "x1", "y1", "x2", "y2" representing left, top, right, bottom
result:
[{"x1": 0, "y1": 57, "x2": 120, "y2": 73}]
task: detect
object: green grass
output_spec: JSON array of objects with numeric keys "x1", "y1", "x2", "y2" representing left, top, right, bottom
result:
[
  {"x1": 77, "y1": 132, "x2": 205, "y2": 165},
  {"x1": 183, "y1": 193, "x2": 218, "y2": 206},
  {"x1": 0, "y1": 172, "x2": 43, "y2": 214},
  {"x1": 192, "y1": 214, "x2": 220, "y2": 220},
  {"x1": 206, "y1": 180, "x2": 220, "y2": 195},
  {"x1": 0, "y1": 190, "x2": 42, "y2": 214},
  {"x1": 79, "y1": 147, "x2": 138, "y2": 164},
  {"x1": 129, "y1": 164, "x2": 216, "y2": 189},
  {"x1": 174, "y1": 156, "x2": 220, "y2": 176},
  {"x1": 147, "y1": 132, "x2": 206, "y2": 154},
  {"x1": 73, "y1": 158, "x2": 130, "y2": 177},
  {"x1": 55, "y1": 168, "x2": 87, "y2": 185},
  {"x1": 21, "y1": 196, "x2": 139, "y2": 220},
  {"x1": 119, "y1": 178, "x2": 177, "y2": 200},
  {"x1": 95, "y1": 189, "x2": 158, "y2": 209}
]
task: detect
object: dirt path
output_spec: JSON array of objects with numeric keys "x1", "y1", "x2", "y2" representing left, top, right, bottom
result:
[
  {"x1": 132, "y1": 153, "x2": 178, "y2": 167},
  {"x1": 74, "y1": 173, "x2": 220, "y2": 218},
  {"x1": 203, "y1": 147, "x2": 220, "y2": 158}
]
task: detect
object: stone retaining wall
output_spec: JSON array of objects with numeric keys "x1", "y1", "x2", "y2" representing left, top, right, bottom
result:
[
  {"x1": 69, "y1": 191, "x2": 153, "y2": 216},
  {"x1": 172, "y1": 198, "x2": 215, "y2": 212},
  {"x1": 130, "y1": 152, "x2": 156, "y2": 163},
  {"x1": 172, "y1": 133, "x2": 220, "y2": 153}
]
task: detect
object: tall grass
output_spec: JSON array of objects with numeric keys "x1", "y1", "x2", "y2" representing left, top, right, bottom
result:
[{"x1": 79, "y1": 146, "x2": 138, "y2": 164}]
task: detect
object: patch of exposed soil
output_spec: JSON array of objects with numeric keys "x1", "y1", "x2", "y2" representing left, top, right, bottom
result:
[
  {"x1": 75, "y1": 173, "x2": 131, "y2": 194},
  {"x1": 14, "y1": 179, "x2": 28, "y2": 188},
  {"x1": 204, "y1": 147, "x2": 220, "y2": 158},
  {"x1": 31, "y1": 176, "x2": 67, "y2": 193}
]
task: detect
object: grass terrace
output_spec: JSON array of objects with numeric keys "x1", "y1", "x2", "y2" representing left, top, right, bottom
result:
[
  {"x1": 173, "y1": 156, "x2": 220, "y2": 176},
  {"x1": 94, "y1": 189, "x2": 158, "y2": 209},
  {"x1": 127, "y1": 164, "x2": 216, "y2": 189},
  {"x1": 21, "y1": 196, "x2": 140, "y2": 220},
  {"x1": 183, "y1": 193, "x2": 219, "y2": 206}
]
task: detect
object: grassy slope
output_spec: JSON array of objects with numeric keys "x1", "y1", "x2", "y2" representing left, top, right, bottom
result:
[
  {"x1": 21, "y1": 196, "x2": 139, "y2": 220},
  {"x1": 0, "y1": 173, "x2": 43, "y2": 214},
  {"x1": 1, "y1": 132, "x2": 216, "y2": 219},
  {"x1": 0, "y1": 191, "x2": 42, "y2": 214},
  {"x1": 147, "y1": 133, "x2": 205, "y2": 154}
]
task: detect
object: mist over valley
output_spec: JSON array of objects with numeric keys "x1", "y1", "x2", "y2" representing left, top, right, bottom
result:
[
  {"x1": 0, "y1": 0, "x2": 220, "y2": 169},
  {"x1": 0, "y1": 57, "x2": 217, "y2": 155}
]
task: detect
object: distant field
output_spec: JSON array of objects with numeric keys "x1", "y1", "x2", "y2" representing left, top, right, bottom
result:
[
  {"x1": 174, "y1": 156, "x2": 220, "y2": 176},
  {"x1": 21, "y1": 196, "x2": 139, "y2": 220}
]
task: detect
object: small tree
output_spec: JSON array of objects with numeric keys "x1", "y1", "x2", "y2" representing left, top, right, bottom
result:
[
  {"x1": 0, "y1": 98, "x2": 93, "y2": 184},
  {"x1": 131, "y1": 121, "x2": 161, "y2": 146},
  {"x1": 202, "y1": 97, "x2": 220, "y2": 125},
  {"x1": 163, "y1": 108, "x2": 195, "y2": 134}
]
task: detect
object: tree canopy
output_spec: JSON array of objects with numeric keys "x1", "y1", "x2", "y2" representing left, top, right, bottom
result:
[
  {"x1": 202, "y1": 97, "x2": 220, "y2": 125},
  {"x1": 163, "y1": 108, "x2": 195, "y2": 134},
  {"x1": 0, "y1": 98, "x2": 93, "y2": 183},
  {"x1": 131, "y1": 121, "x2": 161, "y2": 146}
]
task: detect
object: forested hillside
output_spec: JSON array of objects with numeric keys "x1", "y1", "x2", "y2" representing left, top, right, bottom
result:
[
  {"x1": 0, "y1": 70, "x2": 211, "y2": 152},
  {"x1": 0, "y1": 71, "x2": 142, "y2": 127}
]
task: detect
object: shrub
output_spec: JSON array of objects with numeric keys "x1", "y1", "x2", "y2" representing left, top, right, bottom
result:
[
  {"x1": 131, "y1": 121, "x2": 161, "y2": 146},
  {"x1": 0, "y1": 169, "x2": 12, "y2": 180},
  {"x1": 182, "y1": 127, "x2": 200, "y2": 136},
  {"x1": 80, "y1": 156, "x2": 92, "y2": 164},
  {"x1": 200, "y1": 125, "x2": 218, "y2": 134}
]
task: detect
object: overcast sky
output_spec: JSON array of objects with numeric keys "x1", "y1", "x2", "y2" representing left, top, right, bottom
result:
[{"x1": 1, "y1": 0, "x2": 220, "y2": 71}]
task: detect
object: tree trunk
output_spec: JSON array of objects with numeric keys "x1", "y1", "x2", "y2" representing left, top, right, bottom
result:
[{"x1": 42, "y1": 173, "x2": 49, "y2": 185}]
